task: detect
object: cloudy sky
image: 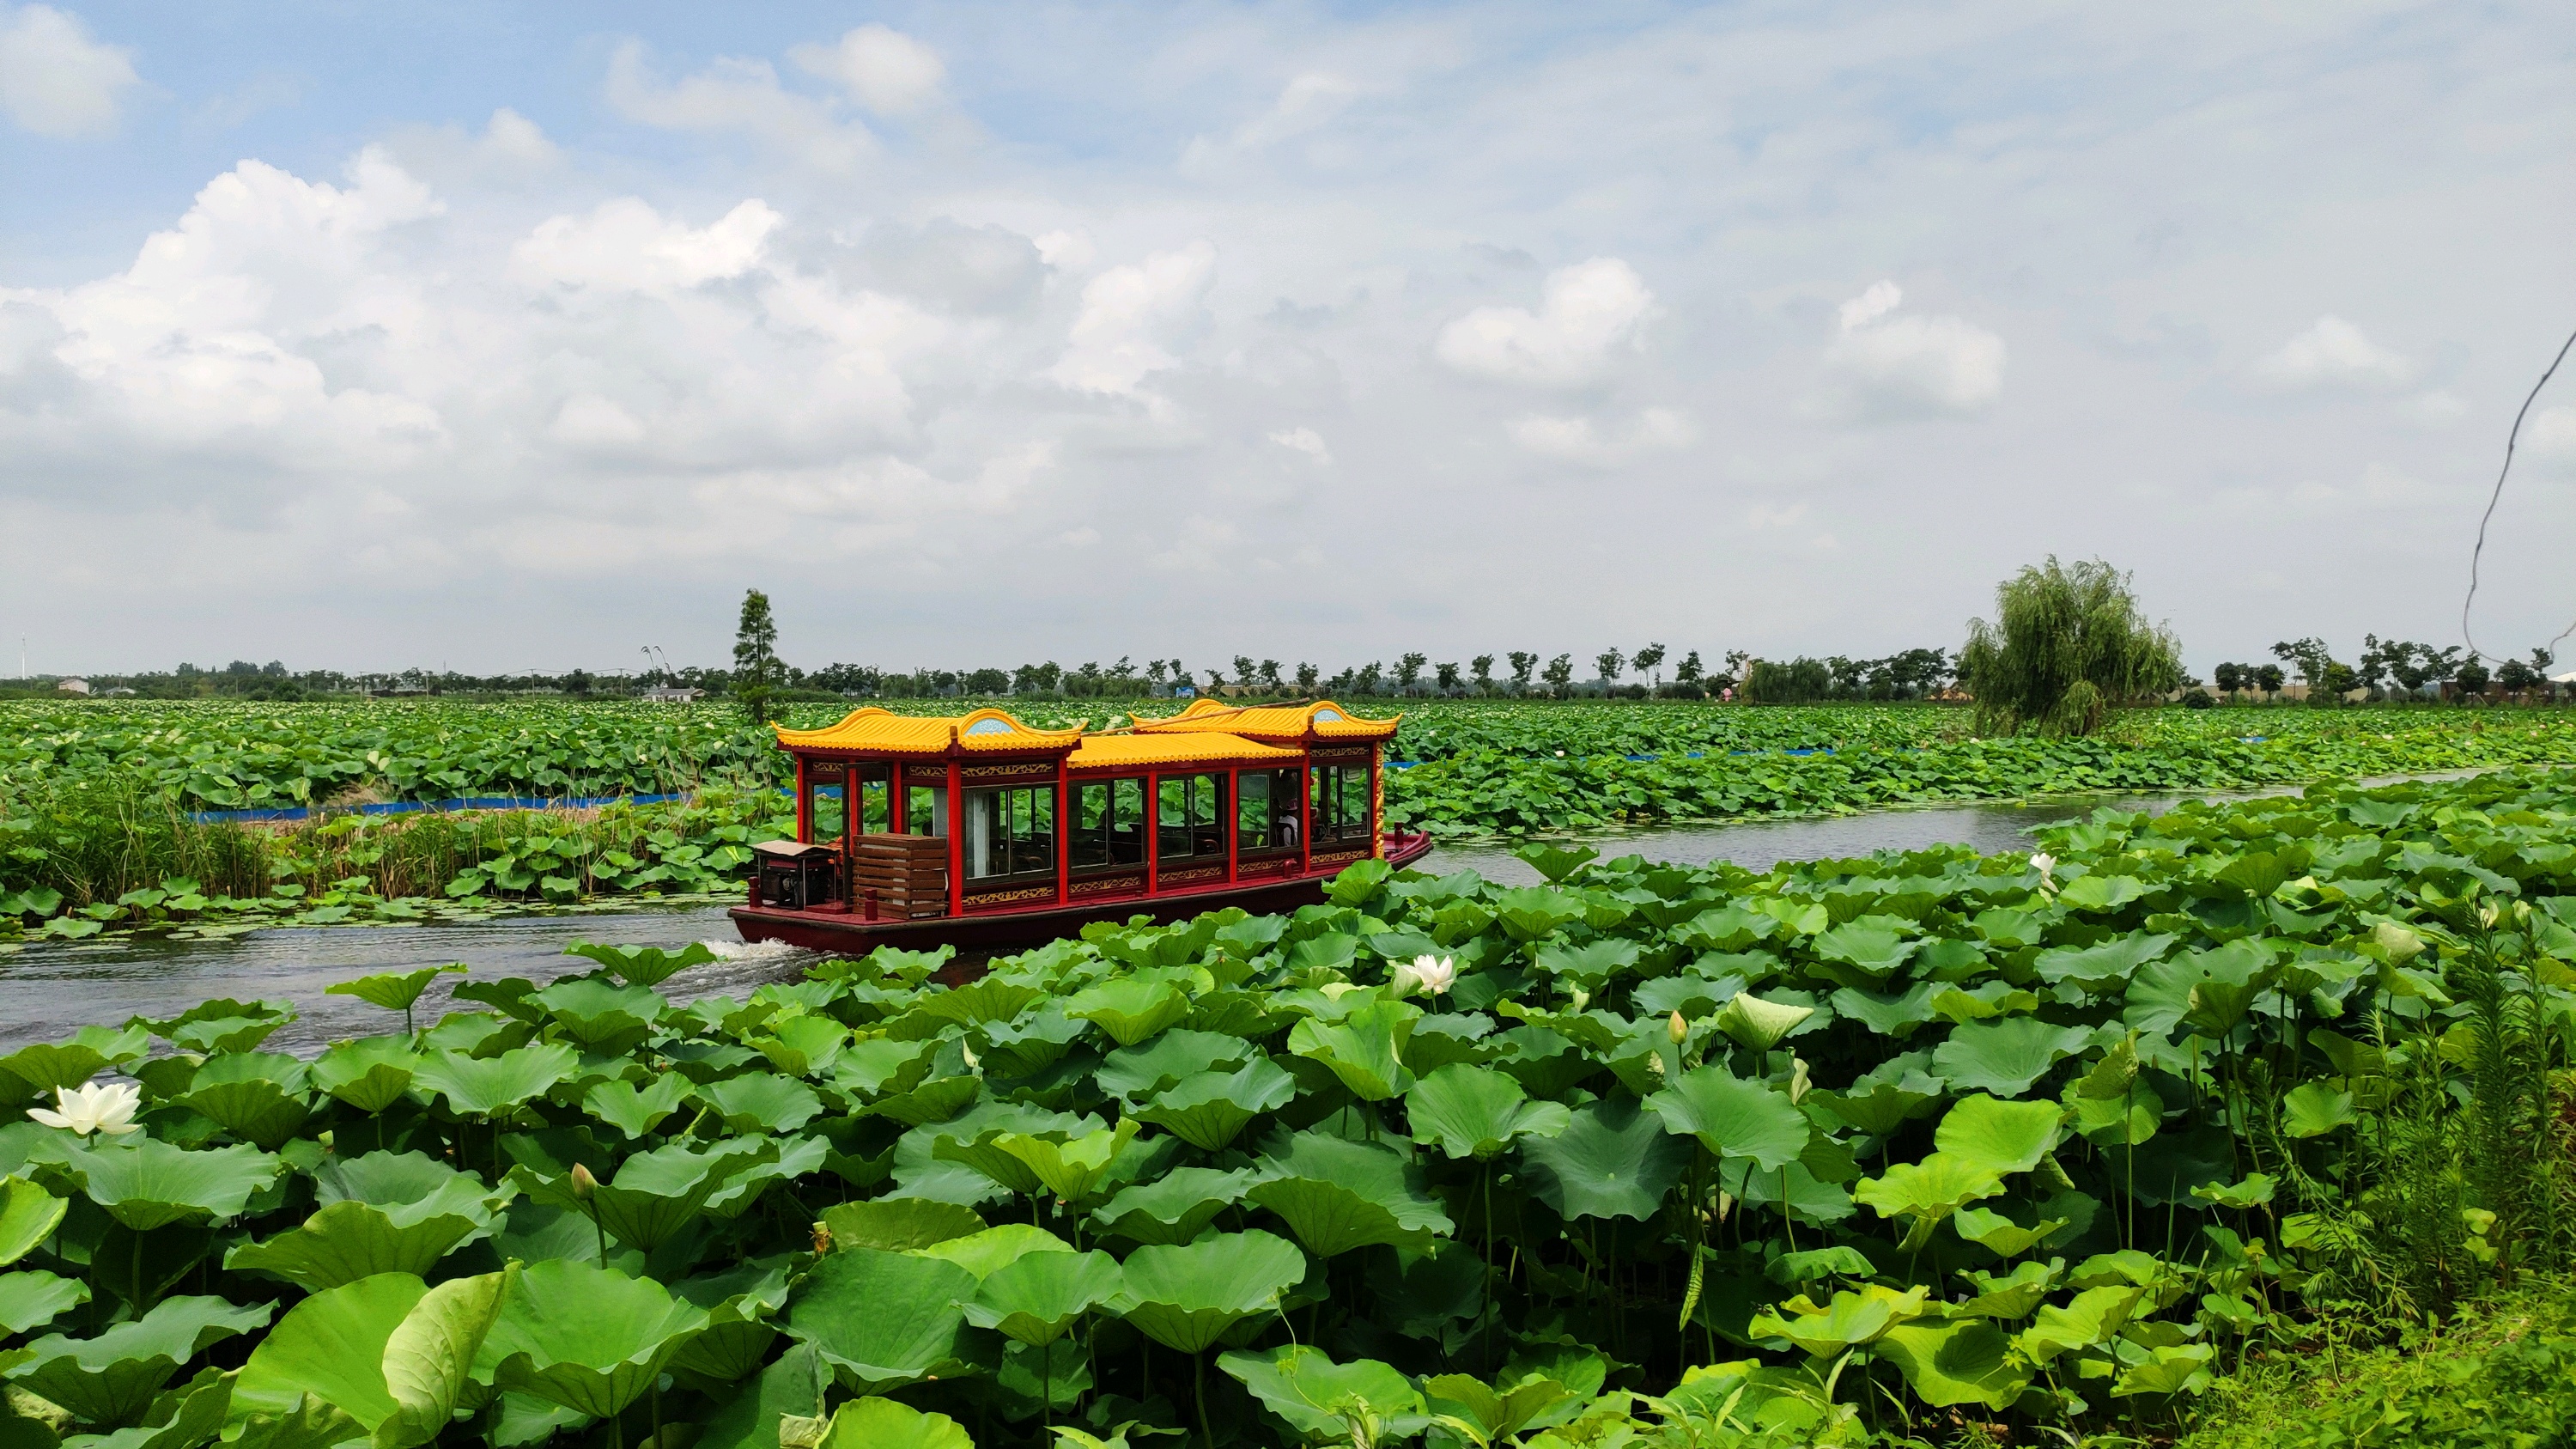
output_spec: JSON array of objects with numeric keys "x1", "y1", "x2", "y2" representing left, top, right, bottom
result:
[{"x1": 3, "y1": 2, "x2": 2571, "y2": 679}]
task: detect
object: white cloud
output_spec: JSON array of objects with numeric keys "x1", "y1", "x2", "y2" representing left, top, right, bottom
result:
[
  {"x1": 1181, "y1": 72, "x2": 1363, "y2": 174},
  {"x1": 1033, "y1": 229, "x2": 1096, "y2": 273},
  {"x1": 1267, "y1": 426, "x2": 1332, "y2": 465},
  {"x1": 1048, "y1": 241, "x2": 1217, "y2": 397},
  {"x1": 790, "y1": 25, "x2": 945, "y2": 117},
  {"x1": 549, "y1": 394, "x2": 647, "y2": 452},
  {"x1": 1745, "y1": 502, "x2": 1808, "y2": 530},
  {"x1": 2530, "y1": 406, "x2": 2576, "y2": 473},
  {"x1": 1435, "y1": 259, "x2": 1656, "y2": 387},
  {"x1": 0, "y1": 3, "x2": 137, "y2": 137},
  {"x1": 605, "y1": 40, "x2": 872, "y2": 169},
  {"x1": 480, "y1": 107, "x2": 559, "y2": 167},
  {"x1": 2257, "y1": 315, "x2": 2415, "y2": 390},
  {"x1": 512, "y1": 198, "x2": 782, "y2": 293},
  {"x1": 1811, "y1": 281, "x2": 2005, "y2": 422},
  {"x1": 1508, "y1": 407, "x2": 1694, "y2": 466}
]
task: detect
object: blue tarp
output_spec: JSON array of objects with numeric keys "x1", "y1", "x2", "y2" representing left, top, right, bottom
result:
[{"x1": 188, "y1": 792, "x2": 690, "y2": 825}]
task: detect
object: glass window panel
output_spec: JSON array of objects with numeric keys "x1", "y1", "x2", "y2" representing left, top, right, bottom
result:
[
  {"x1": 805, "y1": 765, "x2": 846, "y2": 844},
  {"x1": 964, "y1": 785, "x2": 1055, "y2": 880},
  {"x1": 1158, "y1": 776, "x2": 1195, "y2": 858},
  {"x1": 856, "y1": 765, "x2": 891, "y2": 834},
  {"x1": 906, "y1": 782, "x2": 945, "y2": 837},
  {"x1": 1237, "y1": 772, "x2": 1271, "y2": 851},
  {"x1": 1340, "y1": 768, "x2": 1370, "y2": 839},
  {"x1": 1111, "y1": 778, "x2": 1145, "y2": 866},
  {"x1": 1073, "y1": 783, "x2": 1110, "y2": 869}
]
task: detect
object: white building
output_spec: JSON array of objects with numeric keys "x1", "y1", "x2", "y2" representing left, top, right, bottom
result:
[{"x1": 55, "y1": 678, "x2": 90, "y2": 696}]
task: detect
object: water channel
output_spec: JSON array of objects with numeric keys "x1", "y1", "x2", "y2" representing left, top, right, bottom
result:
[{"x1": 2, "y1": 787, "x2": 2300, "y2": 1053}]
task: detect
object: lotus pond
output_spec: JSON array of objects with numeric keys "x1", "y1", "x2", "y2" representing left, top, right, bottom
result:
[{"x1": 1, "y1": 765, "x2": 2572, "y2": 1446}]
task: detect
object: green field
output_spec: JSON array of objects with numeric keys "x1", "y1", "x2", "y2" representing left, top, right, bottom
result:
[
  {"x1": 0, "y1": 766, "x2": 2570, "y2": 1446},
  {"x1": 9, "y1": 698, "x2": 2576, "y2": 936}
]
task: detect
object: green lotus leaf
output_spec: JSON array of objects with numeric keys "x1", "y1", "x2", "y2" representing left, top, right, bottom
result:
[
  {"x1": 813, "y1": 1396, "x2": 974, "y2": 1449},
  {"x1": 1813, "y1": 1080, "x2": 1943, "y2": 1137},
  {"x1": 1513, "y1": 843, "x2": 1599, "y2": 883},
  {"x1": 1093, "y1": 1030, "x2": 1255, "y2": 1101},
  {"x1": 11, "y1": 1294, "x2": 270, "y2": 1427},
  {"x1": 311, "y1": 1037, "x2": 422, "y2": 1114},
  {"x1": 1248, "y1": 1129, "x2": 1454, "y2": 1257},
  {"x1": 2032, "y1": 934, "x2": 2177, "y2": 993},
  {"x1": 2055, "y1": 871, "x2": 2153, "y2": 913},
  {"x1": 231, "y1": 1272, "x2": 422, "y2": 1439},
  {"x1": 1064, "y1": 975, "x2": 1192, "y2": 1048},
  {"x1": 1711, "y1": 992, "x2": 1818, "y2": 1053},
  {"x1": 982, "y1": 1122, "x2": 1140, "y2": 1207},
  {"x1": 915, "y1": 1224, "x2": 1072, "y2": 1281},
  {"x1": 146, "y1": 1000, "x2": 293, "y2": 1056},
  {"x1": 1748, "y1": 1283, "x2": 1928, "y2": 1356},
  {"x1": 410, "y1": 1043, "x2": 580, "y2": 1118},
  {"x1": 867, "y1": 1075, "x2": 983, "y2": 1128},
  {"x1": 61, "y1": 1139, "x2": 283, "y2": 1231},
  {"x1": 2067, "y1": 1076, "x2": 2163, "y2": 1147},
  {"x1": 1643, "y1": 1066, "x2": 1810, "y2": 1172},
  {"x1": 1493, "y1": 886, "x2": 1586, "y2": 941},
  {"x1": 1826, "y1": 983, "x2": 1941, "y2": 1038},
  {"x1": 2017, "y1": 1284, "x2": 2147, "y2": 1364},
  {"x1": 1956, "y1": 1259, "x2": 2061, "y2": 1318},
  {"x1": 1764, "y1": 1246, "x2": 1877, "y2": 1286},
  {"x1": 1111, "y1": 1230, "x2": 1308, "y2": 1354},
  {"x1": 1950, "y1": 1207, "x2": 2066, "y2": 1257},
  {"x1": 1422, "y1": 1372, "x2": 1576, "y2": 1443},
  {"x1": 2123, "y1": 941, "x2": 2272, "y2": 1041},
  {"x1": 1520, "y1": 1097, "x2": 1690, "y2": 1222},
  {"x1": 659, "y1": 1259, "x2": 794, "y2": 1385},
  {"x1": 963, "y1": 1248, "x2": 1121, "y2": 1346},
  {"x1": 1, "y1": 1175, "x2": 68, "y2": 1267},
  {"x1": 561, "y1": 940, "x2": 718, "y2": 989},
  {"x1": 0, "y1": 1269, "x2": 88, "y2": 1336},
  {"x1": 2281, "y1": 1081, "x2": 2356, "y2": 1138},
  {"x1": 226, "y1": 1153, "x2": 513, "y2": 1291},
  {"x1": 1808, "y1": 922, "x2": 1918, "y2": 988},
  {"x1": 1130, "y1": 1060, "x2": 1297, "y2": 1152},
  {"x1": 1091, "y1": 1167, "x2": 1258, "y2": 1246},
  {"x1": 908, "y1": 977, "x2": 1043, "y2": 1028},
  {"x1": 749, "y1": 1012, "x2": 850, "y2": 1078},
  {"x1": 580, "y1": 1074, "x2": 694, "y2": 1138},
  {"x1": 0, "y1": 1026, "x2": 151, "y2": 1096},
  {"x1": 1873, "y1": 1318, "x2": 2031, "y2": 1409},
  {"x1": 2111, "y1": 1342, "x2": 2217, "y2": 1398},
  {"x1": 829, "y1": 1038, "x2": 934, "y2": 1101},
  {"x1": 1929, "y1": 1018, "x2": 2092, "y2": 1097},
  {"x1": 325, "y1": 965, "x2": 465, "y2": 1032},
  {"x1": 691, "y1": 1073, "x2": 823, "y2": 1135},
  {"x1": 1218, "y1": 1344, "x2": 1429, "y2": 1442},
  {"x1": 529, "y1": 977, "x2": 666, "y2": 1057},
  {"x1": 1533, "y1": 939, "x2": 1640, "y2": 991},
  {"x1": 1405, "y1": 1063, "x2": 1571, "y2": 1161},
  {"x1": 1853, "y1": 1154, "x2": 2003, "y2": 1247},
  {"x1": 1933, "y1": 1094, "x2": 2064, "y2": 1178},
  {"x1": 820, "y1": 1198, "x2": 987, "y2": 1253},
  {"x1": 1928, "y1": 983, "x2": 2042, "y2": 1026},
  {"x1": 83, "y1": 1363, "x2": 233, "y2": 1449},
  {"x1": 177, "y1": 1062, "x2": 310, "y2": 1154},
  {"x1": 2189, "y1": 1173, "x2": 2275, "y2": 1210},
  {"x1": 482, "y1": 1260, "x2": 708, "y2": 1420},
  {"x1": 786, "y1": 1247, "x2": 981, "y2": 1391},
  {"x1": 1286, "y1": 999, "x2": 1419, "y2": 1101}
]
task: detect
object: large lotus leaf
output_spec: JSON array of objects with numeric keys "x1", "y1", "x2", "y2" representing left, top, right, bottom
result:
[
  {"x1": 2123, "y1": 940, "x2": 2273, "y2": 1040},
  {"x1": 691, "y1": 1073, "x2": 823, "y2": 1135},
  {"x1": 1422, "y1": 1372, "x2": 1577, "y2": 1443},
  {"x1": 1091, "y1": 1167, "x2": 1258, "y2": 1246},
  {"x1": 0, "y1": 1026, "x2": 151, "y2": 1097},
  {"x1": 1956, "y1": 1259, "x2": 2061, "y2": 1318},
  {"x1": 1933, "y1": 1094, "x2": 2064, "y2": 1178},
  {"x1": 695, "y1": 1342, "x2": 822, "y2": 1449},
  {"x1": 1813, "y1": 1080, "x2": 1943, "y2": 1137},
  {"x1": 1493, "y1": 886, "x2": 1586, "y2": 941},
  {"x1": 1252, "y1": 1131, "x2": 1453, "y2": 1242},
  {"x1": 2111, "y1": 1342, "x2": 2218, "y2": 1398},
  {"x1": 915, "y1": 1225, "x2": 1072, "y2": 1281},
  {"x1": 0, "y1": 1269, "x2": 87, "y2": 1336},
  {"x1": 62, "y1": 1139, "x2": 282, "y2": 1231},
  {"x1": 1131, "y1": 1059, "x2": 1297, "y2": 1152},
  {"x1": 1491, "y1": 1026, "x2": 1597, "y2": 1099},
  {"x1": 410, "y1": 1043, "x2": 580, "y2": 1118},
  {"x1": 813, "y1": 1396, "x2": 973, "y2": 1449},
  {"x1": 226, "y1": 1155, "x2": 511, "y2": 1291},
  {"x1": 1406, "y1": 1064, "x2": 1572, "y2": 1160},
  {"x1": 2033, "y1": 934, "x2": 2177, "y2": 993},
  {"x1": 1643, "y1": 1067, "x2": 1810, "y2": 1172},
  {"x1": 176, "y1": 1075, "x2": 310, "y2": 1154},
  {"x1": 1826, "y1": 983, "x2": 1941, "y2": 1038},
  {"x1": 1218, "y1": 1344, "x2": 1430, "y2": 1442},
  {"x1": 1520, "y1": 1097, "x2": 1690, "y2": 1223},
  {"x1": 530, "y1": 977, "x2": 666, "y2": 1057},
  {"x1": 868, "y1": 1075, "x2": 984, "y2": 1128},
  {"x1": 326, "y1": 965, "x2": 465, "y2": 1018},
  {"x1": 2068, "y1": 1076, "x2": 2164, "y2": 1147},
  {"x1": 2281, "y1": 1081, "x2": 2357, "y2": 1138},
  {"x1": 1533, "y1": 939, "x2": 1640, "y2": 991},
  {"x1": 483, "y1": 1260, "x2": 708, "y2": 1419},
  {"x1": 2018, "y1": 1284, "x2": 2147, "y2": 1364},
  {"x1": 12, "y1": 1294, "x2": 271, "y2": 1428},
  {"x1": 1749, "y1": 1284, "x2": 1929, "y2": 1356},
  {"x1": 524, "y1": 1138, "x2": 775, "y2": 1251},
  {"x1": 830, "y1": 1038, "x2": 936, "y2": 1101},
  {"x1": 1093, "y1": 1031, "x2": 1255, "y2": 1101},
  {"x1": 2055, "y1": 871, "x2": 2154, "y2": 913},
  {"x1": 963, "y1": 1249, "x2": 1122, "y2": 1346},
  {"x1": 312, "y1": 1037, "x2": 422, "y2": 1114},
  {"x1": 1286, "y1": 1001, "x2": 1419, "y2": 1101},
  {"x1": 985, "y1": 1122, "x2": 1140, "y2": 1207},
  {"x1": 786, "y1": 1247, "x2": 981, "y2": 1391},
  {"x1": 76, "y1": 1364, "x2": 234, "y2": 1449},
  {"x1": 663, "y1": 1137, "x2": 811, "y2": 1227},
  {"x1": 1112, "y1": 1230, "x2": 1308, "y2": 1354},
  {"x1": 820, "y1": 1198, "x2": 987, "y2": 1253},
  {"x1": 665, "y1": 1260, "x2": 794, "y2": 1385},
  {"x1": 1930, "y1": 1019, "x2": 2092, "y2": 1097},
  {"x1": 909, "y1": 977, "x2": 1044, "y2": 1029},
  {"x1": 1853, "y1": 1154, "x2": 2003, "y2": 1244},
  {"x1": 1873, "y1": 1318, "x2": 2031, "y2": 1409},
  {"x1": 581, "y1": 1074, "x2": 693, "y2": 1138},
  {"x1": 1808, "y1": 922, "x2": 1919, "y2": 988},
  {"x1": 1, "y1": 1176, "x2": 67, "y2": 1266},
  {"x1": 1064, "y1": 975, "x2": 1193, "y2": 1048},
  {"x1": 232, "y1": 1272, "x2": 424, "y2": 1434},
  {"x1": 1929, "y1": 982, "x2": 2042, "y2": 1026},
  {"x1": 1711, "y1": 992, "x2": 1819, "y2": 1053},
  {"x1": 561, "y1": 940, "x2": 718, "y2": 989},
  {"x1": 749, "y1": 1012, "x2": 850, "y2": 1078},
  {"x1": 1951, "y1": 1207, "x2": 2066, "y2": 1257}
]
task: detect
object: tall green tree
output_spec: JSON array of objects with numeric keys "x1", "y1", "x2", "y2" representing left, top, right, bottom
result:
[
  {"x1": 1957, "y1": 557, "x2": 2182, "y2": 736},
  {"x1": 732, "y1": 588, "x2": 785, "y2": 724}
]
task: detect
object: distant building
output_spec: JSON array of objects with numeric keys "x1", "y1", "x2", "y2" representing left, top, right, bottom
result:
[
  {"x1": 101, "y1": 687, "x2": 137, "y2": 697},
  {"x1": 55, "y1": 678, "x2": 90, "y2": 696},
  {"x1": 642, "y1": 686, "x2": 704, "y2": 703}
]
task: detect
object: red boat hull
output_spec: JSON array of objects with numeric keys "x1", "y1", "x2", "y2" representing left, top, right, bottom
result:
[{"x1": 730, "y1": 832, "x2": 1436, "y2": 955}]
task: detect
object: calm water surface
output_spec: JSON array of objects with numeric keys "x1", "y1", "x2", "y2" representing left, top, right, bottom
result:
[{"x1": 0, "y1": 784, "x2": 2391, "y2": 1051}]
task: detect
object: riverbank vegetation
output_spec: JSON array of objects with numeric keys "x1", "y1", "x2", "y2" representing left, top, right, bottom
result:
[{"x1": 0, "y1": 767, "x2": 2571, "y2": 1446}]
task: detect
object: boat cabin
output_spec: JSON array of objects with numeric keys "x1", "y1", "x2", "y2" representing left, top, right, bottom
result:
[{"x1": 752, "y1": 699, "x2": 1402, "y2": 922}]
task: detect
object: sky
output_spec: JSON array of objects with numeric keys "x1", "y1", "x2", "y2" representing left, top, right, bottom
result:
[{"x1": 2, "y1": 1, "x2": 2573, "y2": 680}]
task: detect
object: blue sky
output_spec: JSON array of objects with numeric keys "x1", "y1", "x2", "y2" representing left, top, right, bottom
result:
[{"x1": 3, "y1": 1, "x2": 2572, "y2": 677}]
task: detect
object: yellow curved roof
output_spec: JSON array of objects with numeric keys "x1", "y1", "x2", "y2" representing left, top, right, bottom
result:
[
  {"x1": 1133, "y1": 698, "x2": 1400, "y2": 744},
  {"x1": 775, "y1": 706, "x2": 1084, "y2": 758},
  {"x1": 1067, "y1": 732, "x2": 1300, "y2": 771}
]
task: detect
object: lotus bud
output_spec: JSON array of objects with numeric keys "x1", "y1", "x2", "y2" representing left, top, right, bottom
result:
[
  {"x1": 1569, "y1": 988, "x2": 1590, "y2": 1013},
  {"x1": 811, "y1": 1221, "x2": 834, "y2": 1255},
  {"x1": 568, "y1": 1163, "x2": 598, "y2": 1199},
  {"x1": 1789, "y1": 1057, "x2": 1812, "y2": 1105},
  {"x1": 962, "y1": 1041, "x2": 981, "y2": 1071},
  {"x1": 2374, "y1": 921, "x2": 2424, "y2": 961},
  {"x1": 1716, "y1": 1191, "x2": 1736, "y2": 1223},
  {"x1": 2478, "y1": 902, "x2": 2501, "y2": 929},
  {"x1": 1668, "y1": 1010, "x2": 1688, "y2": 1046}
]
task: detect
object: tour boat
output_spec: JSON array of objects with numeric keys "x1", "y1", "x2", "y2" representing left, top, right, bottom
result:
[{"x1": 729, "y1": 698, "x2": 1432, "y2": 953}]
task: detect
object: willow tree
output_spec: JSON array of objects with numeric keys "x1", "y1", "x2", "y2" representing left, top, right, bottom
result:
[{"x1": 1957, "y1": 557, "x2": 2182, "y2": 736}]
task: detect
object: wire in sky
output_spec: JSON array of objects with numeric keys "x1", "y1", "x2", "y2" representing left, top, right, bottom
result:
[{"x1": 2462, "y1": 323, "x2": 2576, "y2": 669}]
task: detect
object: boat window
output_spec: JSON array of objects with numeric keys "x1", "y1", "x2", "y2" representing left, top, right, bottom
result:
[
  {"x1": 1312, "y1": 764, "x2": 1374, "y2": 842},
  {"x1": 905, "y1": 781, "x2": 946, "y2": 837},
  {"x1": 1238, "y1": 768, "x2": 1302, "y2": 852},
  {"x1": 964, "y1": 785, "x2": 1054, "y2": 881},
  {"x1": 854, "y1": 764, "x2": 892, "y2": 834},
  {"x1": 805, "y1": 764, "x2": 846, "y2": 845},
  {"x1": 1072, "y1": 778, "x2": 1147, "y2": 871},
  {"x1": 1157, "y1": 773, "x2": 1224, "y2": 860}
]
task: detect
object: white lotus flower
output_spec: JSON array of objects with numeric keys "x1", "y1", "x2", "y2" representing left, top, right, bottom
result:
[
  {"x1": 1391, "y1": 954, "x2": 1457, "y2": 998},
  {"x1": 2030, "y1": 851, "x2": 2057, "y2": 894},
  {"x1": 28, "y1": 1081, "x2": 142, "y2": 1137}
]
